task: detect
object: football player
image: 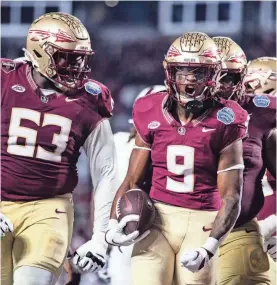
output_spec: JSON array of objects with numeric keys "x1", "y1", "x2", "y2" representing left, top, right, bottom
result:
[
  {"x1": 106, "y1": 32, "x2": 248, "y2": 285},
  {"x1": 213, "y1": 38, "x2": 276, "y2": 285},
  {"x1": 1, "y1": 12, "x2": 117, "y2": 285}
]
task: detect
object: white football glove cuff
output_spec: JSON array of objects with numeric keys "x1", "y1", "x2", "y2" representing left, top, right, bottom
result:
[
  {"x1": 0, "y1": 213, "x2": 14, "y2": 237},
  {"x1": 180, "y1": 237, "x2": 219, "y2": 272},
  {"x1": 263, "y1": 236, "x2": 276, "y2": 262},
  {"x1": 259, "y1": 215, "x2": 277, "y2": 240},
  {"x1": 105, "y1": 217, "x2": 150, "y2": 246},
  {"x1": 72, "y1": 232, "x2": 108, "y2": 272}
]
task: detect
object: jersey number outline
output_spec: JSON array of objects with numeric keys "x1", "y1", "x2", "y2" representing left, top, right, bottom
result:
[
  {"x1": 7, "y1": 107, "x2": 72, "y2": 162},
  {"x1": 166, "y1": 145, "x2": 195, "y2": 193}
]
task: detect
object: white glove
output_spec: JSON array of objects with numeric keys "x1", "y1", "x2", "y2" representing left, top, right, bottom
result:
[
  {"x1": 0, "y1": 213, "x2": 13, "y2": 237},
  {"x1": 72, "y1": 232, "x2": 108, "y2": 272},
  {"x1": 263, "y1": 236, "x2": 276, "y2": 262},
  {"x1": 105, "y1": 216, "x2": 150, "y2": 246},
  {"x1": 180, "y1": 237, "x2": 219, "y2": 272},
  {"x1": 259, "y1": 215, "x2": 277, "y2": 240}
]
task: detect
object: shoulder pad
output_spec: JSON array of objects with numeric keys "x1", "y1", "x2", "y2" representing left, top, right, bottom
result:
[
  {"x1": 84, "y1": 79, "x2": 114, "y2": 118},
  {"x1": 134, "y1": 92, "x2": 167, "y2": 113},
  {"x1": 217, "y1": 99, "x2": 248, "y2": 125}
]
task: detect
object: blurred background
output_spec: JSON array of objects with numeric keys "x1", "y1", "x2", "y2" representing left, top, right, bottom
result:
[{"x1": 1, "y1": 1, "x2": 276, "y2": 284}]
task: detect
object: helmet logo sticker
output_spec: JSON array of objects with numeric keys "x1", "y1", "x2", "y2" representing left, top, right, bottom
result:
[
  {"x1": 85, "y1": 82, "x2": 102, "y2": 96},
  {"x1": 227, "y1": 53, "x2": 247, "y2": 64},
  {"x1": 253, "y1": 95, "x2": 270, "y2": 108},
  {"x1": 148, "y1": 121, "x2": 160, "y2": 130},
  {"x1": 11, "y1": 85, "x2": 25, "y2": 93},
  {"x1": 199, "y1": 47, "x2": 219, "y2": 59},
  {"x1": 217, "y1": 107, "x2": 235, "y2": 125},
  {"x1": 29, "y1": 29, "x2": 76, "y2": 43},
  {"x1": 167, "y1": 46, "x2": 181, "y2": 58}
]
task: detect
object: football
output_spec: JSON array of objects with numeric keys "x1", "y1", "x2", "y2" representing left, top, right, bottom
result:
[{"x1": 116, "y1": 189, "x2": 156, "y2": 235}]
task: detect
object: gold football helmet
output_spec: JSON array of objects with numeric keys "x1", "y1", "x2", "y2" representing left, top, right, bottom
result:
[
  {"x1": 213, "y1": 37, "x2": 247, "y2": 101},
  {"x1": 245, "y1": 57, "x2": 276, "y2": 95},
  {"x1": 163, "y1": 32, "x2": 221, "y2": 107},
  {"x1": 24, "y1": 12, "x2": 94, "y2": 92}
]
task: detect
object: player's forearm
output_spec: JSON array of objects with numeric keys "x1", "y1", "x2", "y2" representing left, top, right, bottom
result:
[
  {"x1": 210, "y1": 193, "x2": 241, "y2": 241},
  {"x1": 110, "y1": 177, "x2": 140, "y2": 219}
]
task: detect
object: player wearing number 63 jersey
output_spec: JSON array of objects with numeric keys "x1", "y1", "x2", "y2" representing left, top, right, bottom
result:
[
  {"x1": 106, "y1": 32, "x2": 247, "y2": 285},
  {"x1": 1, "y1": 12, "x2": 117, "y2": 285}
]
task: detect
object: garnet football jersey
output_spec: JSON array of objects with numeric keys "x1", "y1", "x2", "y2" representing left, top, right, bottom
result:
[
  {"x1": 236, "y1": 94, "x2": 276, "y2": 226},
  {"x1": 133, "y1": 92, "x2": 247, "y2": 210},
  {"x1": 1, "y1": 58, "x2": 113, "y2": 201}
]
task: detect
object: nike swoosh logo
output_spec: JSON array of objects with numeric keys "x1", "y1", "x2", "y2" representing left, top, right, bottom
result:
[
  {"x1": 65, "y1": 97, "x2": 79, "y2": 102},
  {"x1": 55, "y1": 209, "x2": 67, "y2": 214},
  {"x1": 202, "y1": 127, "x2": 216, "y2": 133}
]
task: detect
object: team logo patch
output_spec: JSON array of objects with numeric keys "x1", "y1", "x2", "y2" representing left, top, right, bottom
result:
[
  {"x1": 85, "y1": 82, "x2": 102, "y2": 96},
  {"x1": 1, "y1": 61, "x2": 16, "y2": 74},
  {"x1": 11, "y1": 84, "x2": 25, "y2": 93},
  {"x1": 148, "y1": 121, "x2": 160, "y2": 129},
  {"x1": 178, "y1": 127, "x2": 186, "y2": 135},
  {"x1": 253, "y1": 95, "x2": 270, "y2": 108},
  {"x1": 217, "y1": 107, "x2": 235, "y2": 125}
]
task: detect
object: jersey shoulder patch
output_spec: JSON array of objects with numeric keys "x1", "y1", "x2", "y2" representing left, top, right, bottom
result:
[
  {"x1": 216, "y1": 99, "x2": 248, "y2": 125},
  {"x1": 1, "y1": 58, "x2": 16, "y2": 74},
  {"x1": 84, "y1": 79, "x2": 114, "y2": 118}
]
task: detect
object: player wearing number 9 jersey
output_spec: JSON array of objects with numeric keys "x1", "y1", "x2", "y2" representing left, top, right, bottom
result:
[
  {"x1": 106, "y1": 32, "x2": 247, "y2": 285},
  {"x1": 1, "y1": 12, "x2": 117, "y2": 285}
]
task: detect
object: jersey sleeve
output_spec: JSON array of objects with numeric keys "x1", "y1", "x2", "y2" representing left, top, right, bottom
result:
[
  {"x1": 83, "y1": 119, "x2": 118, "y2": 233},
  {"x1": 97, "y1": 84, "x2": 114, "y2": 118},
  {"x1": 264, "y1": 95, "x2": 276, "y2": 139},
  {"x1": 132, "y1": 97, "x2": 154, "y2": 146},
  {"x1": 218, "y1": 101, "x2": 248, "y2": 153},
  {"x1": 84, "y1": 80, "x2": 114, "y2": 119}
]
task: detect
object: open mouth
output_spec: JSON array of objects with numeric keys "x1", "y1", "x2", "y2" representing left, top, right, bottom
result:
[{"x1": 185, "y1": 85, "x2": 196, "y2": 96}]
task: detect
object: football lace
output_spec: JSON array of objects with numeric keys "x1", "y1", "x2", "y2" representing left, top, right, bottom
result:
[{"x1": 116, "y1": 197, "x2": 121, "y2": 219}]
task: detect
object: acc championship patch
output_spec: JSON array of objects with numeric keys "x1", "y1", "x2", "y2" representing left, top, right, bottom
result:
[
  {"x1": 217, "y1": 107, "x2": 235, "y2": 125},
  {"x1": 1, "y1": 60, "x2": 16, "y2": 74},
  {"x1": 253, "y1": 95, "x2": 270, "y2": 108},
  {"x1": 85, "y1": 82, "x2": 102, "y2": 96}
]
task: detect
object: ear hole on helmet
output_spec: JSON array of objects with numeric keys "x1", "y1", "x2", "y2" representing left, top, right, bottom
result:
[{"x1": 33, "y1": 50, "x2": 42, "y2": 58}]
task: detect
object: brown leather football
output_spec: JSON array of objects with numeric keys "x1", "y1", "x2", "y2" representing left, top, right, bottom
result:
[{"x1": 116, "y1": 189, "x2": 156, "y2": 235}]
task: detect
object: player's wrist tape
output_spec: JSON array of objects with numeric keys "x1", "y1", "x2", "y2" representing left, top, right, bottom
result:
[
  {"x1": 202, "y1": 237, "x2": 220, "y2": 255},
  {"x1": 259, "y1": 215, "x2": 277, "y2": 239}
]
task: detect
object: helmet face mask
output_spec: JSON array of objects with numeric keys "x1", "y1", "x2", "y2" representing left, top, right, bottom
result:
[
  {"x1": 166, "y1": 64, "x2": 218, "y2": 105},
  {"x1": 52, "y1": 49, "x2": 93, "y2": 89},
  {"x1": 25, "y1": 12, "x2": 94, "y2": 92},
  {"x1": 164, "y1": 32, "x2": 222, "y2": 107},
  {"x1": 219, "y1": 70, "x2": 244, "y2": 99}
]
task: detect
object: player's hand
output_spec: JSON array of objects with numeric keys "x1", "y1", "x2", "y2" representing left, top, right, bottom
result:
[
  {"x1": 180, "y1": 237, "x2": 219, "y2": 272},
  {"x1": 0, "y1": 213, "x2": 13, "y2": 237},
  {"x1": 105, "y1": 217, "x2": 150, "y2": 246},
  {"x1": 72, "y1": 232, "x2": 108, "y2": 272},
  {"x1": 263, "y1": 236, "x2": 276, "y2": 262}
]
